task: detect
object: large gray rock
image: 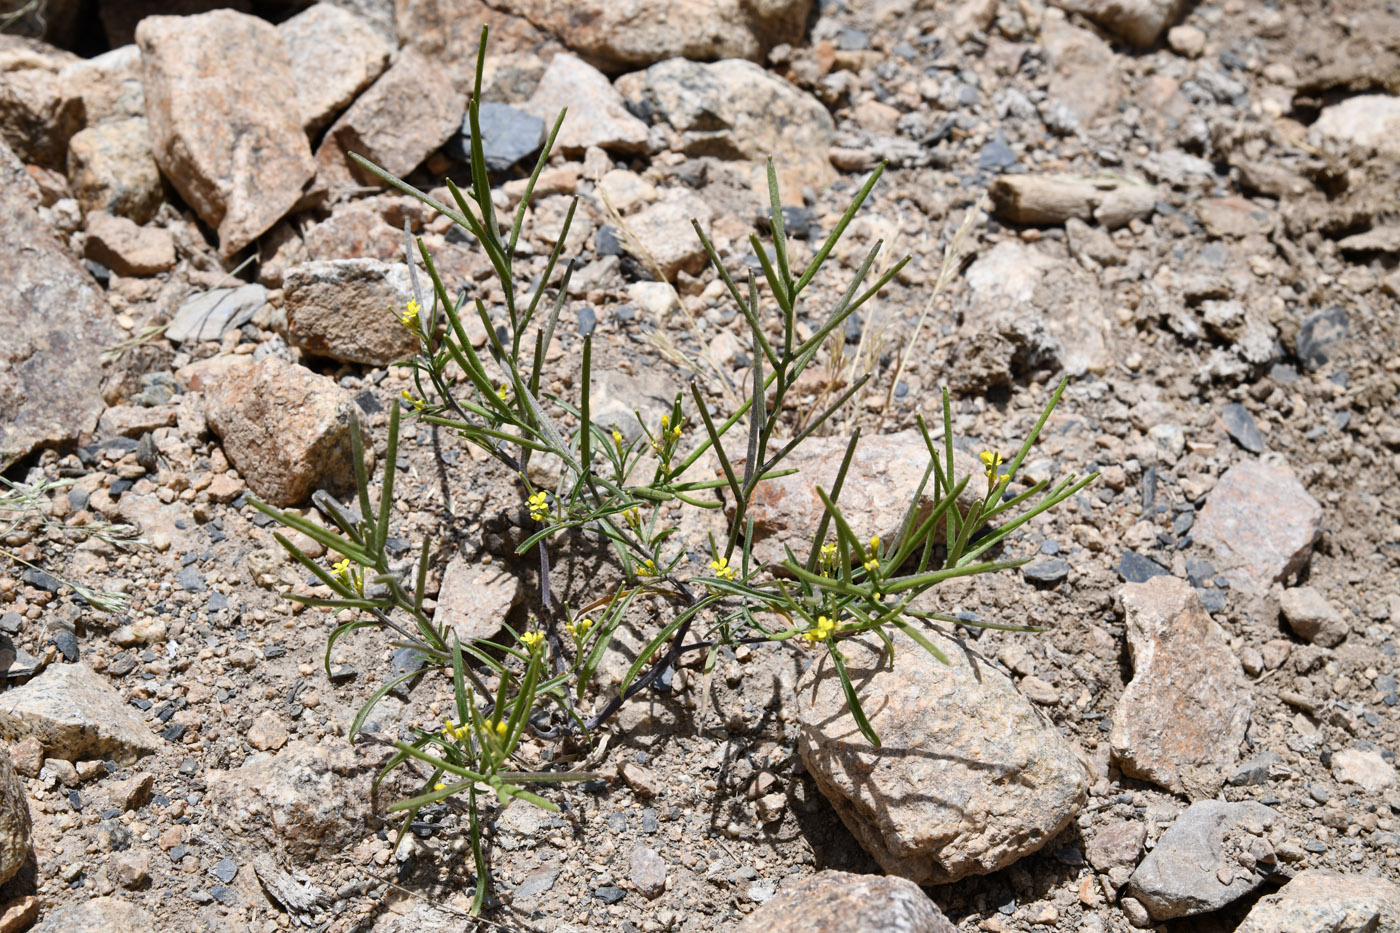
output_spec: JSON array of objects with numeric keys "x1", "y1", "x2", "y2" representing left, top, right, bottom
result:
[
  {"x1": 284, "y1": 259, "x2": 417, "y2": 365},
  {"x1": 66, "y1": 117, "x2": 163, "y2": 223},
  {"x1": 58, "y1": 43, "x2": 145, "y2": 125},
  {"x1": 1048, "y1": 0, "x2": 1186, "y2": 46},
  {"x1": 522, "y1": 53, "x2": 649, "y2": 154},
  {"x1": 616, "y1": 58, "x2": 835, "y2": 200},
  {"x1": 0, "y1": 749, "x2": 31, "y2": 886},
  {"x1": 494, "y1": 0, "x2": 810, "y2": 71},
  {"x1": 797, "y1": 629, "x2": 1088, "y2": 884},
  {"x1": 433, "y1": 556, "x2": 523, "y2": 644},
  {"x1": 0, "y1": 663, "x2": 161, "y2": 765},
  {"x1": 203, "y1": 355, "x2": 373, "y2": 507},
  {"x1": 1235, "y1": 869, "x2": 1400, "y2": 933},
  {"x1": 279, "y1": 3, "x2": 391, "y2": 132},
  {"x1": 1310, "y1": 95, "x2": 1400, "y2": 160},
  {"x1": 1193, "y1": 459, "x2": 1322, "y2": 596},
  {"x1": 620, "y1": 188, "x2": 713, "y2": 281},
  {"x1": 1127, "y1": 799, "x2": 1279, "y2": 921},
  {"x1": 165, "y1": 284, "x2": 268, "y2": 344},
  {"x1": 137, "y1": 10, "x2": 315, "y2": 256},
  {"x1": 0, "y1": 141, "x2": 116, "y2": 472},
  {"x1": 735, "y1": 870, "x2": 956, "y2": 933},
  {"x1": 207, "y1": 740, "x2": 377, "y2": 862},
  {"x1": 31, "y1": 896, "x2": 156, "y2": 933},
  {"x1": 1279, "y1": 586, "x2": 1349, "y2": 648},
  {"x1": 1109, "y1": 577, "x2": 1253, "y2": 793},
  {"x1": 0, "y1": 40, "x2": 82, "y2": 168}
]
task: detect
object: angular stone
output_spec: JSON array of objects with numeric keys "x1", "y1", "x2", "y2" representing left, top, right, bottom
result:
[
  {"x1": 1086, "y1": 821, "x2": 1146, "y2": 887},
  {"x1": 620, "y1": 189, "x2": 712, "y2": 281},
  {"x1": 0, "y1": 750, "x2": 31, "y2": 886},
  {"x1": 278, "y1": 3, "x2": 391, "y2": 132},
  {"x1": 1310, "y1": 95, "x2": 1400, "y2": 159},
  {"x1": 395, "y1": 0, "x2": 547, "y2": 93},
  {"x1": 1127, "y1": 799, "x2": 1279, "y2": 920},
  {"x1": 66, "y1": 117, "x2": 162, "y2": 223},
  {"x1": 1332, "y1": 748, "x2": 1396, "y2": 794},
  {"x1": 58, "y1": 43, "x2": 145, "y2": 125},
  {"x1": 0, "y1": 50, "x2": 82, "y2": 167},
  {"x1": 797, "y1": 629, "x2": 1088, "y2": 884},
  {"x1": 96, "y1": 404, "x2": 178, "y2": 440},
  {"x1": 495, "y1": 0, "x2": 810, "y2": 71},
  {"x1": 1049, "y1": 0, "x2": 1186, "y2": 46},
  {"x1": 736, "y1": 870, "x2": 956, "y2": 933},
  {"x1": 433, "y1": 556, "x2": 523, "y2": 643},
  {"x1": 522, "y1": 53, "x2": 649, "y2": 154},
  {"x1": 989, "y1": 174, "x2": 1158, "y2": 228},
  {"x1": 315, "y1": 47, "x2": 464, "y2": 191},
  {"x1": 0, "y1": 141, "x2": 116, "y2": 472},
  {"x1": 284, "y1": 259, "x2": 418, "y2": 366},
  {"x1": 1220, "y1": 402, "x2": 1264, "y2": 454},
  {"x1": 455, "y1": 102, "x2": 544, "y2": 171},
  {"x1": 247, "y1": 713, "x2": 289, "y2": 752},
  {"x1": 0, "y1": 663, "x2": 160, "y2": 765},
  {"x1": 628, "y1": 845, "x2": 667, "y2": 899},
  {"x1": 207, "y1": 740, "x2": 375, "y2": 862},
  {"x1": 31, "y1": 896, "x2": 156, "y2": 933},
  {"x1": 83, "y1": 212, "x2": 175, "y2": 276},
  {"x1": 617, "y1": 58, "x2": 835, "y2": 199},
  {"x1": 1042, "y1": 18, "x2": 1122, "y2": 127},
  {"x1": 743, "y1": 432, "x2": 984, "y2": 569},
  {"x1": 1109, "y1": 577, "x2": 1251, "y2": 793},
  {"x1": 1280, "y1": 586, "x2": 1348, "y2": 648},
  {"x1": 165, "y1": 284, "x2": 268, "y2": 344},
  {"x1": 137, "y1": 10, "x2": 315, "y2": 256},
  {"x1": 0, "y1": 896, "x2": 39, "y2": 933},
  {"x1": 1193, "y1": 460, "x2": 1322, "y2": 596},
  {"x1": 1235, "y1": 869, "x2": 1400, "y2": 933},
  {"x1": 203, "y1": 355, "x2": 373, "y2": 507}
]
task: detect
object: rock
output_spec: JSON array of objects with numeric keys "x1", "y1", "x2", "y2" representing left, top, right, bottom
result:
[
  {"x1": 989, "y1": 174, "x2": 1158, "y2": 228},
  {"x1": 1167, "y1": 24, "x2": 1206, "y2": 57},
  {"x1": 744, "y1": 432, "x2": 984, "y2": 569},
  {"x1": 1234, "y1": 869, "x2": 1400, "y2": 933},
  {"x1": 797, "y1": 629, "x2": 1088, "y2": 884},
  {"x1": 1296, "y1": 306, "x2": 1349, "y2": 372},
  {"x1": 394, "y1": 0, "x2": 546, "y2": 93},
  {"x1": 203, "y1": 355, "x2": 373, "y2": 507},
  {"x1": 0, "y1": 897, "x2": 39, "y2": 933},
  {"x1": 1022, "y1": 559, "x2": 1071, "y2": 584},
  {"x1": 1086, "y1": 821, "x2": 1146, "y2": 887},
  {"x1": 83, "y1": 212, "x2": 175, "y2": 276},
  {"x1": 629, "y1": 845, "x2": 667, "y2": 898},
  {"x1": 598, "y1": 169, "x2": 656, "y2": 213},
  {"x1": 454, "y1": 102, "x2": 544, "y2": 171},
  {"x1": 278, "y1": 3, "x2": 391, "y2": 132},
  {"x1": 30, "y1": 896, "x2": 156, "y2": 933},
  {"x1": 617, "y1": 58, "x2": 836, "y2": 199},
  {"x1": 621, "y1": 189, "x2": 713, "y2": 280},
  {"x1": 316, "y1": 47, "x2": 464, "y2": 192},
  {"x1": 58, "y1": 44, "x2": 145, "y2": 125},
  {"x1": 1193, "y1": 460, "x2": 1322, "y2": 596},
  {"x1": 138, "y1": 10, "x2": 315, "y2": 256},
  {"x1": 432, "y1": 557, "x2": 523, "y2": 643},
  {"x1": 284, "y1": 259, "x2": 417, "y2": 366},
  {"x1": 1126, "y1": 799, "x2": 1279, "y2": 920},
  {"x1": 208, "y1": 740, "x2": 376, "y2": 862},
  {"x1": 1197, "y1": 196, "x2": 1275, "y2": 239},
  {"x1": 9, "y1": 737, "x2": 42, "y2": 778},
  {"x1": 96, "y1": 404, "x2": 178, "y2": 440},
  {"x1": 1109, "y1": 577, "x2": 1252, "y2": 793},
  {"x1": 0, "y1": 663, "x2": 161, "y2": 765},
  {"x1": 1279, "y1": 586, "x2": 1348, "y2": 648},
  {"x1": 498, "y1": 0, "x2": 808, "y2": 71},
  {"x1": 1337, "y1": 226, "x2": 1400, "y2": 254},
  {"x1": 1041, "y1": 18, "x2": 1123, "y2": 128},
  {"x1": 1332, "y1": 748, "x2": 1396, "y2": 793},
  {"x1": 109, "y1": 772, "x2": 154, "y2": 811},
  {"x1": 112, "y1": 851, "x2": 149, "y2": 889},
  {"x1": 522, "y1": 53, "x2": 648, "y2": 155},
  {"x1": 66, "y1": 117, "x2": 163, "y2": 223},
  {"x1": 735, "y1": 870, "x2": 956, "y2": 933},
  {"x1": 1310, "y1": 95, "x2": 1400, "y2": 159},
  {"x1": 0, "y1": 140, "x2": 116, "y2": 472},
  {"x1": 247, "y1": 713, "x2": 289, "y2": 752},
  {"x1": 1220, "y1": 402, "x2": 1264, "y2": 453},
  {"x1": 588, "y1": 367, "x2": 681, "y2": 443},
  {"x1": 0, "y1": 751, "x2": 31, "y2": 886},
  {"x1": 1049, "y1": 0, "x2": 1186, "y2": 46},
  {"x1": 0, "y1": 50, "x2": 83, "y2": 167},
  {"x1": 165, "y1": 284, "x2": 268, "y2": 344}
]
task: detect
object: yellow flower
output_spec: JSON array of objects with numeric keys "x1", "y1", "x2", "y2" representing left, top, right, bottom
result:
[
  {"x1": 400, "y1": 390, "x2": 425, "y2": 411},
  {"x1": 611, "y1": 428, "x2": 623, "y2": 447},
  {"x1": 400, "y1": 297, "x2": 421, "y2": 328},
  {"x1": 801, "y1": 615, "x2": 837, "y2": 644},
  {"x1": 868, "y1": 535, "x2": 880, "y2": 552},
  {"x1": 979, "y1": 450, "x2": 1004, "y2": 481},
  {"x1": 863, "y1": 556, "x2": 879, "y2": 574},
  {"x1": 494, "y1": 720, "x2": 509, "y2": 739},
  {"x1": 496, "y1": 383, "x2": 510, "y2": 401},
  {"x1": 709, "y1": 556, "x2": 737, "y2": 580},
  {"x1": 331, "y1": 558, "x2": 350, "y2": 577},
  {"x1": 434, "y1": 782, "x2": 446, "y2": 791},
  {"x1": 520, "y1": 631, "x2": 544, "y2": 652},
  {"x1": 566, "y1": 617, "x2": 594, "y2": 639},
  {"x1": 623, "y1": 507, "x2": 640, "y2": 528},
  {"x1": 527, "y1": 491, "x2": 548, "y2": 522},
  {"x1": 638, "y1": 558, "x2": 658, "y2": 577}
]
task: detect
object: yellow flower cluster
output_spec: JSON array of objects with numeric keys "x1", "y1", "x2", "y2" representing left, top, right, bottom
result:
[
  {"x1": 519, "y1": 631, "x2": 544, "y2": 652},
  {"x1": 331, "y1": 557, "x2": 363, "y2": 594},
  {"x1": 441, "y1": 718, "x2": 470, "y2": 743},
  {"x1": 496, "y1": 384, "x2": 510, "y2": 402},
  {"x1": 528, "y1": 491, "x2": 548, "y2": 522},
  {"x1": 863, "y1": 535, "x2": 880, "y2": 574},
  {"x1": 709, "y1": 556, "x2": 737, "y2": 580},
  {"x1": 802, "y1": 615, "x2": 837, "y2": 644},
  {"x1": 400, "y1": 389, "x2": 425, "y2": 411},
  {"x1": 638, "y1": 558, "x2": 658, "y2": 577},
  {"x1": 650, "y1": 414, "x2": 684, "y2": 470},
  {"x1": 565, "y1": 617, "x2": 594, "y2": 639},
  {"x1": 819, "y1": 541, "x2": 839, "y2": 576},
  {"x1": 980, "y1": 450, "x2": 1008, "y2": 488},
  {"x1": 400, "y1": 297, "x2": 421, "y2": 329}
]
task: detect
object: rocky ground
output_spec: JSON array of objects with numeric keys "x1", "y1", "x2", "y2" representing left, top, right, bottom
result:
[{"x1": 0, "y1": 0, "x2": 1398, "y2": 931}]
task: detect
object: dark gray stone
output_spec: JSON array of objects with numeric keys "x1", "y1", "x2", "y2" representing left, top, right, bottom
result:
[
  {"x1": 593, "y1": 885, "x2": 626, "y2": 904},
  {"x1": 176, "y1": 566, "x2": 206, "y2": 593},
  {"x1": 1221, "y1": 402, "x2": 1264, "y2": 453},
  {"x1": 211, "y1": 857, "x2": 237, "y2": 883},
  {"x1": 165, "y1": 285, "x2": 267, "y2": 344},
  {"x1": 1228, "y1": 751, "x2": 1281, "y2": 786},
  {"x1": 1022, "y1": 559, "x2": 1071, "y2": 584},
  {"x1": 977, "y1": 129, "x2": 1017, "y2": 172},
  {"x1": 514, "y1": 866, "x2": 558, "y2": 899},
  {"x1": 1296, "y1": 305, "x2": 1349, "y2": 371},
  {"x1": 456, "y1": 102, "x2": 545, "y2": 172},
  {"x1": 1118, "y1": 550, "x2": 1170, "y2": 583}
]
